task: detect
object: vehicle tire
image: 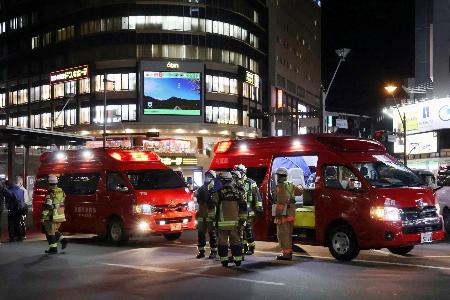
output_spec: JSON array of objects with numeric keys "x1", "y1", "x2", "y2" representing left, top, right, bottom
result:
[
  {"x1": 387, "y1": 245, "x2": 415, "y2": 255},
  {"x1": 163, "y1": 232, "x2": 182, "y2": 241},
  {"x1": 107, "y1": 218, "x2": 128, "y2": 245},
  {"x1": 328, "y1": 224, "x2": 360, "y2": 261},
  {"x1": 443, "y1": 208, "x2": 450, "y2": 234}
]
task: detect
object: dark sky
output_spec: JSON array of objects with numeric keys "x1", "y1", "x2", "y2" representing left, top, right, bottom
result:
[{"x1": 321, "y1": 0, "x2": 415, "y2": 116}]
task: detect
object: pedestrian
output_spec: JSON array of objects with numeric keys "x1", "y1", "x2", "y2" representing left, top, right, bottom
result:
[
  {"x1": 233, "y1": 164, "x2": 263, "y2": 255},
  {"x1": 16, "y1": 176, "x2": 29, "y2": 239},
  {"x1": 212, "y1": 172, "x2": 247, "y2": 267},
  {"x1": 41, "y1": 175, "x2": 67, "y2": 254},
  {"x1": 273, "y1": 167, "x2": 303, "y2": 260},
  {"x1": 4, "y1": 180, "x2": 26, "y2": 242},
  {"x1": 195, "y1": 170, "x2": 218, "y2": 259}
]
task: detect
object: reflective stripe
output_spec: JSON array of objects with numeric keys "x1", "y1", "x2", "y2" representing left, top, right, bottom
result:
[
  {"x1": 248, "y1": 242, "x2": 256, "y2": 247},
  {"x1": 220, "y1": 256, "x2": 229, "y2": 262},
  {"x1": 198, "y1": 246, "x2": 205, "y2": 251},
  {"x1": 49, "y1": 244, "x2": 57, "y2": 248},
  {"x1": 210, "y1": 248, "x2": 218, "y2": 252},
  {"x1": 218, "y1": 220, "x2": 238, "y2": 227},
  {"x1": 248, "y1": 211, "x2": 255, "y2": 217},
  {"x1": 233, "y1": 256, "x2": 243, "y2": 261},
  {"x1": 239, "y1": 213, "x2": 248, "y2": 219}
]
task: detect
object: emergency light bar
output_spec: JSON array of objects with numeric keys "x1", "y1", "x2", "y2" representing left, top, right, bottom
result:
[
  {"x1": 214, "y1": 140, "x2": 233, "y2": 153},
  {"x1": 107, "y1": 149, "x2": 160, "y2": 162},
  {"x1": 39, "y1": 148, "x2": 160, "y2": 163}
]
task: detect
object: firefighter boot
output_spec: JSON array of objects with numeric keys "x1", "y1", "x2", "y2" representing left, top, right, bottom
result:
[
  {"x1": 45, "y1": 235, "x2": 58, "y2": 255},
  {"x1": 208, "y1": 250, "x2": 217, "y2": 259},
  {"x1": 196, "y1": 250, "x2": 205, "y2": 259},
  {"x1": 246, "y1": 245, "x2": 255, "y2": 255},
  {"x1": 61, "y1": 237, "x2": 68, "y2": 250}
]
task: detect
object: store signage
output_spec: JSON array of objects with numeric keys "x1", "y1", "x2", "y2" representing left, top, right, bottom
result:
[
  {"x1": 160, "y1": 157, "x2": 198, "y2": 166},
  {"x1": 245, "y1": 71, "x2": 259, "y2": 87},
  {"x1": 50, "y1": 65, "x2": 89, "y2": 84},
  {"x1": 166, "y1": 62, "x2": 179, "y2": 69},
  {"x1": 335, "y1": 119, "x2": 348, "y2": 129},
  {"x1": 393, "y1": 98, "x2": 450, "y2": 134},
  {"x1": 394, "y1": 131, "x2": 437, "y2": 155}
]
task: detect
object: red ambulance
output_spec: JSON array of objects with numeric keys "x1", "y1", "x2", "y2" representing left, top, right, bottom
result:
[
  {"x1": 210, "y1": 135, "x2": 445, "y2": 260},
  {"x1": 32, "y1": 148, "x2": 196, "y2": 244}
]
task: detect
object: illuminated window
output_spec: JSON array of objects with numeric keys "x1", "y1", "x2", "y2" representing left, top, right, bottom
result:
[
  {"x1": 0, "y1": 93, "x2": 5, "y2": 108},
  {"x1": 31, "y1": 114, "x2": 40, "y2": 128},
  {"x1": 53, "y1": 83, "x2": 64, "y2": 98},
  {"x1": 65, "y1": 109, "x2": 77, "y2": 126},
  {"x1": 31, "y1": 35, "x2": 39, "y2": 49},
  {"x1": 205, "y1": 106, "x2": 238, "y2": 125},
  {"x1": 253, "y1": 11, "x2": 259, "y2": 24},
  {"x1": 0, "y1": 119, "x2": 5, "y2": 125},
  {"x1": 95, "y1": 73, "x2": 136, "y2": 91},
  {"x1": 41, "y1": 113, "x2": 51, "y2": 129},
  {"x1": 0, "y1": 22, "x2": 5, "y2": 34},
  {"x1": 80, "y1": 107, "x2": 90, "y2": 124},
  {"x1": 41, "y1": 85, "x2": 51, "y2": 100},
  {"x1": 43, "y1": 32, "x2": 52, "y2": 46},
  {"x1": 94, "y1": 104, "x2": 136, "y2": 123},
  {"x1": 30, "y1": 86, "x2": 40, "y2": 102},
  {"x1": 79, "y1": 78, "x2": 90, "y2": 94},
  {"x1": 9, "y1": 89, "x2": 28, "y2": 105},
  {"x1": 65, "y1": 81, "x2": 76, "y2": 95},
  {"x1": 54, "y1": 110, "x2": 64, "y2": 127},
  {"x1": 9, "y1": 117, "x2": 17, "y2": 126}
]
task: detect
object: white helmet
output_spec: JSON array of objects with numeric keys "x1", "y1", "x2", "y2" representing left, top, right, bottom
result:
[
  {"x1": 219, "y1": 172, "x2": 233, "y2": 181},
  {"x1": 231, "y1": 170, "x2": 242, "y2": 179},
  {"x1": 205, "y1": 170, "x2": 217, "y2": 178},
  {"x1": 234, "y1": 164, "x2": 247, "y2": 174},
  {"x1": 275, "y1": 167, "x2": 288, "y2": 176},
  {"x1": 48, "y1": 174, "x2": 58, "y2": 184}
]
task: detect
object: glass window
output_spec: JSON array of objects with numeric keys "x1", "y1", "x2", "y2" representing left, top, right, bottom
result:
[
  {"x1": 212, "y1": 76, "x2": 219, "y2": 92},
  {"x1": 53, "y1": 83, "x2": 64, "y2": 98},
  {"x1": 126, "y1": 169, "x2": 186, "y2": 190},
  {"x1": 129, "y1": 104, "x2": 136, "y2": 121},
  {"x1": 41, "y1": 85, "x2": 51, "y2": 100},
  {"x1": 206, "y1": 75, "x2": 212, "y2": 92},
  {"x1": 65, "y1": 81, "x2": 76, "y2": 95},
  {"x1": 0, "y1": 93, "x2": 5, "y2": 108},
  {"x1": 79, "y1": 78, "x2": 90, "y2": 94},
  {"x1": 205, "y1": 106, "x2": 212, "y2": 122},
  {"x1": 122, "y1": 104, "x2": 129, "y2": 121},
  {"x1": 59, "y1": 173, "x2": 100, "y2": 195},
  {"x1": 129, "y1": 73, "x2": 136, "y2": 90},
  {"x1": 324, "y1": 165, "x2": 358, "y2": 190},
  {"x1": 107, "y1": 173, "x2": 129, "y2": 192},
  {"x1": 80, "y1": 107, "x2": 90, "y2": 124},
  {"x1": 41, "y1": 113, "x2": 51, "y2": 128},
  {"x1": 353, "y1": 155, "x2": 422, "y2": 188}
]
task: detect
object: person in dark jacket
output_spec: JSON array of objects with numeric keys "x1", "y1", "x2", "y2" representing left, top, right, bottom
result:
[
  {"x1": 0, "y1": 179, "x2": 6, "y2": 242},
  {"x1": 4, "y1": 180, "x2": 26, "y2": 242},
  {"x1": 195, "y1": 170, "x2": 218, "y2": 259}
]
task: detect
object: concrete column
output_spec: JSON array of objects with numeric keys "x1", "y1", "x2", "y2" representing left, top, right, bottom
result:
[{"x1": 7, "y1": 141, "x2": 15, "y2": 180}]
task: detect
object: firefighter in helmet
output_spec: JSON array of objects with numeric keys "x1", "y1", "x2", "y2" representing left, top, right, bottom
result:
[
  {"x1": 212, "y1": 172, "x2": 247, "y2": 267},
  {"x1": 273, "y1": 167, "x2": 303, "y2": 260},
  {"x1": 41, "y1": 174, "x2": 67, "y2": 254},
  {"x1": 234, "y1": 164, "x2": 263, "y2": 255}
]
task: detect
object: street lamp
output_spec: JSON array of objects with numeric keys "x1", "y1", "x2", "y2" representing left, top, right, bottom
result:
[
  {"x1": 103, "y1": 75, "x2": 115, "y2": 148},
  {"x1": 321, "y1": 48, "x2": 351, "y2": 133},
  {"x1": 384, "y1": 85, "x2": 407, "y2": 166}
]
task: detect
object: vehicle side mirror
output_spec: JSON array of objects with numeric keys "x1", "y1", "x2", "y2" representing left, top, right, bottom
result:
[{"x1": 348, "y1": 180, "x2": 364, "y2": 192}]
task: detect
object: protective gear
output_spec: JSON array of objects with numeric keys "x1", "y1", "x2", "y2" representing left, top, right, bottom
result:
[
  {"x1": 212, "y1": 182, "x2": 246, "y2": 267},
  {"x1": 233, "y1": 164, "x2": 247, "y2": 174},
  {"x1": 274, "y1": 176, "x2": 303, "y2": 259},
  {"x1": 48, "y1": 174, "x2": 58, "y2": 184},
  {"x1": 240, "y1": 176, "x2": 263, "y2": 255},
  {"x1": 204, "y1": 170, "x2": 217, "y2": 184},
  {"x1": 276, "y1": 167, "x2": 288, "y2": 176},
  {"x1": 41, "y1": 186, "x2": 67, "y2": 253},
  {"x1": 219, "y1": 172, "x2": 233, "y2": 182},
  {"x1": 195, "y1": 181, "x2": 217, "y2": 259},
  {"x1": 231, "y1": 171, "x2": 242, "y2": 180}
]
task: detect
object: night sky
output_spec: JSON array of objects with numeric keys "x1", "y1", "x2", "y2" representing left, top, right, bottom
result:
[{"x1": 322, "y1": 0, "x2": 415, "y2": 116}]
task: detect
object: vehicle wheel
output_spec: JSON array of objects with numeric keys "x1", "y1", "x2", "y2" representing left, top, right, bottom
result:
[
  {"x1": 328, "y1": 224, "x2": 360, "y2": 261},
  {"x1": 163, "y1": 232, "x2": 182, "y2": 241},
  {"x1": 388, "y1": 245, "x2": 415, "y2": 255},
  {"x1": 443, "y1": 208, "x2": 450, "y2": 234},
  {"x1": 107, "y1": 218, "x2": 128, "y2": 245}
]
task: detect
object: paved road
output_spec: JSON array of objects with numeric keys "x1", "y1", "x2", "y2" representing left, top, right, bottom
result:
[{"x1": 0, "y1": 231, "x2": 449, "y2": 300}]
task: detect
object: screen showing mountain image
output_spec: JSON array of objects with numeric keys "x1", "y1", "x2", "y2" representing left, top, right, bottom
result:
[{"x1": 143, "y1": 71, "x2": 201, "y2": 115}]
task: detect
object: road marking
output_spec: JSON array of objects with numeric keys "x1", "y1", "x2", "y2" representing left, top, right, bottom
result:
[{"x1": 102, "y1": 263, "x2": 286, "y2": 286}]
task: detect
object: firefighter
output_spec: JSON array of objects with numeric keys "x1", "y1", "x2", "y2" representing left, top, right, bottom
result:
[
  {"x1": 41, "y1": 175, "x2": 67, "y2": 254},
  {"x1": 234, "y1": 164, "x2": 263, "y2": 255},
  {"x1": 195, "y1": 170, "x2": 218, "y2": 259},
  {"x1": 273, "y1": 167, "x2": 303, "y2": 260},
  {"x1": 212, "y1": 172, "x2": 247, "y2": 267}
]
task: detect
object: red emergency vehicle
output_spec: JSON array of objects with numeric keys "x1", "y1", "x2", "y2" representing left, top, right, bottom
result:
[
  {"x1": 32, "y1": 148, "x2": 196, "y2": 244},
  {"x1": 210, "y1": 135, "x2": 445, "y2": 260}
]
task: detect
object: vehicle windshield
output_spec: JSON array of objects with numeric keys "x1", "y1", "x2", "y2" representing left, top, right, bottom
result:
[
  {"x1": 126, "y1": 169, "x2": 186, "y2": 190},
  {"x1": 353, "y1": 155, "x2": 423, "y2": 188}
]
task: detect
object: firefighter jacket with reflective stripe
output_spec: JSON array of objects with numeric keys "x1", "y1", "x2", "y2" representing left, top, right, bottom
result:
[
  {"x1": 41, "y1": 187, "x2": 66, "y2": 223},
  {"x1": 241, "y1": 176, "x2": 263, "y2": 217},
  {"x1": 195, "y1": 184, "x2": 215, "y2": 222},
  {"x1": 273, "y1": 180, "x2": 301, "y2": 224},
  {"x1": 212, "y1": 184, "x2": 247, "y2": 230}
]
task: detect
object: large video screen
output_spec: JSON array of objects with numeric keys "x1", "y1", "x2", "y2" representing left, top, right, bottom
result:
[{"x1": 143, "y1": 71, "x2": 201, "y2": 116}]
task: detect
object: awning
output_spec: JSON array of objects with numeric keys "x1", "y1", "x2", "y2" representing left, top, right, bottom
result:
[{"x1": 0, "y1": 126, "x2": 95, "y2": 146}]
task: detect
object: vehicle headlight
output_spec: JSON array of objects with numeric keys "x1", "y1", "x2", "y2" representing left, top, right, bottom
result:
[
  {"x1": 134, "y1": 204, "x2": 154, "y2": 215},
  {"x1": 187, "y1": 200, "x2": 196, "y2": 212},
  {"x1": 138, "y1": 221, "x2": 150, "y2": 231},
  {"x1": 370, "y1": 206, "x2": 401, "y2": 222}
]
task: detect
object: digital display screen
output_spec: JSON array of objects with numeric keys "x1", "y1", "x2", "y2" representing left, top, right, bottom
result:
[{"x1": 143, "y1": 71, "x2": 201, "y2": 116}]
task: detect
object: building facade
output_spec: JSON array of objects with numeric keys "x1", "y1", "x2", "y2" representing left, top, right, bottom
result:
[
  {"x1": 267, "y1": 0, "x2": 321, "y2": 136},
  {"x1": 0, "y1": 0, "x2": 268, "y2": 182}
]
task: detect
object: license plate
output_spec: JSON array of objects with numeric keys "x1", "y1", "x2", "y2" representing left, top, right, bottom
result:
[
  {"x1": 421, "y1": 232, "x2": 432, "y2": 243},
  {"x1": 170, "y1": 223, "x2": 181, "y2": 231}
]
